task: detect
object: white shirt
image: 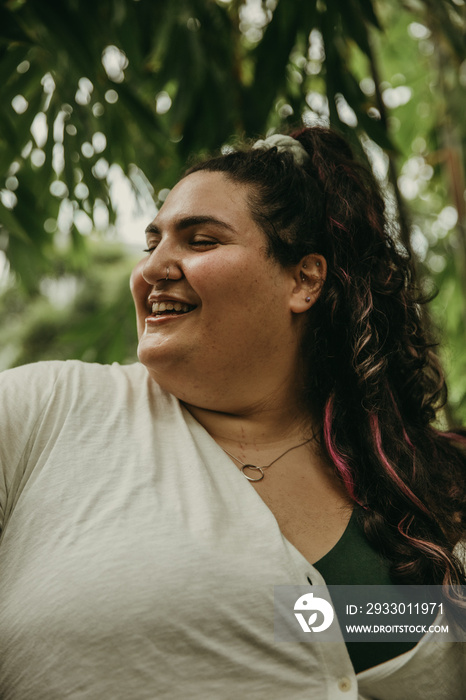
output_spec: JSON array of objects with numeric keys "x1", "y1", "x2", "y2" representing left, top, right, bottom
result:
[{"x1": 0, "y1": 361, "x2": 464, "y2": 699}]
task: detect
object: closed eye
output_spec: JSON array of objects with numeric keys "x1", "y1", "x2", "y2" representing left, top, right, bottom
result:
[{"x1": 191, "y1": 239, "x2": 217, "y2": 248}]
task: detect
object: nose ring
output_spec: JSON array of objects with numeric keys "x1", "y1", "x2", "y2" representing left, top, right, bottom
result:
[{"x1": 166, "y1": 266, "x2": 170, "y2": 281}]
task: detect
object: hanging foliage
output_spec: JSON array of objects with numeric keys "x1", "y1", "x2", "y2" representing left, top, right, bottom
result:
[{"x1": 0, "y1": 0, "x2": 465, "y2": 417}]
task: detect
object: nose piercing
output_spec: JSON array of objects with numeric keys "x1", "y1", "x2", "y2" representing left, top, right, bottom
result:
[{"x1": 166, "y1": 266, "x2": 170, "y2": 281}]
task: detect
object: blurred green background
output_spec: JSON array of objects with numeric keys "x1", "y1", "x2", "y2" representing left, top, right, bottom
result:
[{"x1": 0, "y1": 0, "x2": 465, "y2": 422}]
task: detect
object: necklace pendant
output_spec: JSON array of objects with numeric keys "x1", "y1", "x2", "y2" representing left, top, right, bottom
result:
[{"x1": 241, "y1": 464, "x2": 265, "y2": 482}]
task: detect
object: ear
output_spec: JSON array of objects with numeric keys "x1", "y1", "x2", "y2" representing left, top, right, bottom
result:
[{"x1": 289, "y1": 254, "x2": 327, "y2": 314}]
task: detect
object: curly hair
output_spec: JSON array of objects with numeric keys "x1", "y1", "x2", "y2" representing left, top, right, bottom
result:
[{"x1": 187, "y1": 126, "x2": 466, "y2": 622}]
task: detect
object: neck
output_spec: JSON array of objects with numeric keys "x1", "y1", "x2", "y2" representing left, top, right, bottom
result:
[{"x1": 183, "y1": 390, "x2": 316, "y2": 453}]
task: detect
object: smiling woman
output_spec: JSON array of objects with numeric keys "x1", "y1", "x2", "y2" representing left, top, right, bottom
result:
[
  {"x1": 131, "y1": 170, "x2": 313, "y2": 411},
  {"x1": 0, "y1": 127, "x2": 465, "y2": 700}
]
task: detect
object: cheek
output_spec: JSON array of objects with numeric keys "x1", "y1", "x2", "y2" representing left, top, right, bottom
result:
[
  {"x1": 186, "y1": 252, "x2": 261, "y2": 297},
  {"x1": 130, "y1": 260, "x2": 149, "y2": 302},
  {"x1": 191, "y1": 256, "x2": 284, "y2": 330},
  {"x1": 130, "y1": 261, "x2": 151, "y2": 332}
]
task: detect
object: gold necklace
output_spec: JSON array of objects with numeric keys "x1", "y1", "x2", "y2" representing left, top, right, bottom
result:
[{"x1": 222, "y1": 437, "x2": 314, "y2": 482}]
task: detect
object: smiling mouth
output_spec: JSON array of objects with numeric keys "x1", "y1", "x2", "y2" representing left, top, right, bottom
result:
[{"x1": 150, "y1": 301, "x2": 197, "y2": 317}]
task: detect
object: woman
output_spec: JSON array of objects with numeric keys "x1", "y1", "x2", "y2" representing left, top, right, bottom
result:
[{"x1": 0, "y1": 126, "x2": 465, "y2": 698}]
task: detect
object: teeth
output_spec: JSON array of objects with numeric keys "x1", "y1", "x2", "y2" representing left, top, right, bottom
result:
[{"x1": 151, "y1": 301, "x2": 192, "y2": 314}]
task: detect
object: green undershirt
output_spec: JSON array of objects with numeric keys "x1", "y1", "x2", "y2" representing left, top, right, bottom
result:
[{"x1": 312, "y1": 508, "x2": 436, "y2": 674}]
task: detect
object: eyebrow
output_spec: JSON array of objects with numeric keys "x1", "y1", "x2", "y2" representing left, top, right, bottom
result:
[{"x1": 144, "y1": 215, "x2": 236, "y2": 237}]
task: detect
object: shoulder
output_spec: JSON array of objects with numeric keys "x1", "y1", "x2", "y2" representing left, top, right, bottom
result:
[
  {"x1": 0, "y1": 360, "x2": 68, "y2": 416},
  {"x1": 0, "y1": 360, "x2": 161, "y2": 416},
  {"x1": 0, "y1": 360, "x2": 146, "y2": 384},
  {"x1": 0, "y1": 360, "x2": 185, "y2": 451},
  {"x1": 0, "y1": 359, "x2": 148, "y2": 388}
]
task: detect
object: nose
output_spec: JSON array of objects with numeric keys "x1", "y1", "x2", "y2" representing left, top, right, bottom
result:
[{"x1": 141, "y1": 239, "x2": 182, "y2": 285}]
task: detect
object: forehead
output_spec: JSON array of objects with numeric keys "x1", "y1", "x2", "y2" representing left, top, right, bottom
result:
[{"x1": 150, "y1": 171, "x2": 255, "y2": 231}]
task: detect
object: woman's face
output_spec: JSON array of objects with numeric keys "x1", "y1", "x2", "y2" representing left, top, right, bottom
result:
[{"x1": 130, "y1": 170, "x2": 305, "y2": 407}]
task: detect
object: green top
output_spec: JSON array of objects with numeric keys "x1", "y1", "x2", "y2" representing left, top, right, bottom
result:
[{"x1": 312, "y1": 508, "x2": 435, "y2": 674}]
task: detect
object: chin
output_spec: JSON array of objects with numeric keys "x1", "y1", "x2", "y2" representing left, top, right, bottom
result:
[
  {"x1": 137, "y1": 337, "x2": 184, "y2": 377},
  {"x1": 137, "y1": 341, "x2": 164, "y2": 368}
]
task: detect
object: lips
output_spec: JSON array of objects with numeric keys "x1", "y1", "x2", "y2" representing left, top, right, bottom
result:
[{"x1": 145, "y1": 296, "x2": 198, "y2": 323}]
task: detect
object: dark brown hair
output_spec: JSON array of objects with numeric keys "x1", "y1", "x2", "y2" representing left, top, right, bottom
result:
[{"x1": 187, "y1": 126, "x2": 466, "y2": 620}]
